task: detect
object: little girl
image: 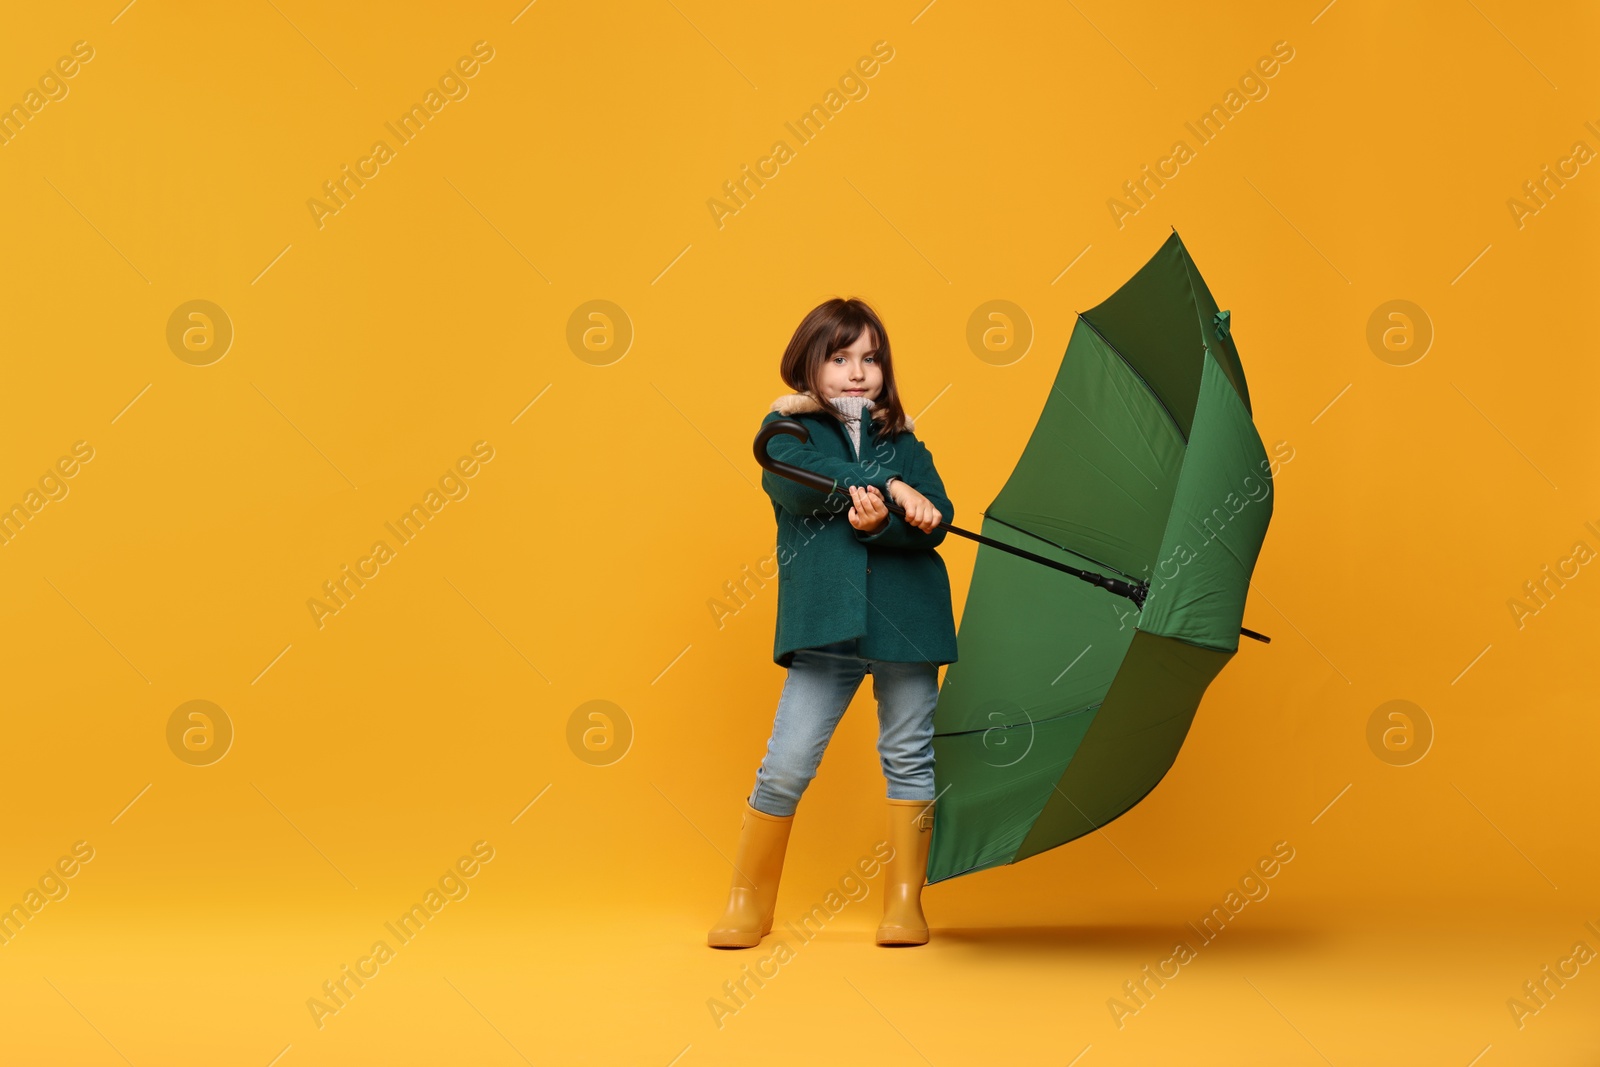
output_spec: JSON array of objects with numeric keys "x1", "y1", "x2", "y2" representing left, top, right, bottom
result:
[{"x1": 708, "y1": 297, "x2": 958, "y2": 950}]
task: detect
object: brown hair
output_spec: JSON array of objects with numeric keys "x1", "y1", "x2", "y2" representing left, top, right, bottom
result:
[{"x1": 778, "y1": 297, "x2": 908, "y2": 445}]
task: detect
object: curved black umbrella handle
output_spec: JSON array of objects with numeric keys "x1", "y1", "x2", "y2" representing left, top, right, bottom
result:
[{"x1": 753, "y1": 419, "x2": 837, "y2": 496}]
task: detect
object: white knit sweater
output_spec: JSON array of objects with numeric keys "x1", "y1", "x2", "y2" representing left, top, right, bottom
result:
[{"x1": 826, "y1": 394, "x2": 874, "y2": 458}]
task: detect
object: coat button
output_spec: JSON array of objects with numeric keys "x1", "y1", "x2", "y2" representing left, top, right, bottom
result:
[{"x1": 866, "y1": 567, "x2": 872, "y2": 574}]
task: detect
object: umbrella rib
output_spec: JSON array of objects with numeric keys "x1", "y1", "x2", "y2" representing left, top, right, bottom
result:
[
  {"x1": 1101, "y1": 362, "x2": 1181, "y2": 474},
  {"x1": 982, "y1": 512, "x2": 1144, "y2": 585},
  {"x1": 936, "y1": 701, "x2": 1105, "y2": 739},
  {"x1": 1076, "y1": 313, "x2": 1188, "y2": 444}
]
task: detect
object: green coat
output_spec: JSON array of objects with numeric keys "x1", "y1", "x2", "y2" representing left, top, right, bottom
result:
[{"x1": 760, "y1": 392, "x2": 959, "y2": 668}]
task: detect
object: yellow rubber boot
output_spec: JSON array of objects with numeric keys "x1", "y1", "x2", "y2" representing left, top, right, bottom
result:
[
  {"x1": 876, "y1": 797, "x2": 935, "y2": 946},
  {"x1": 708, "y1": 801, "x2": 794, "y2": 949}
]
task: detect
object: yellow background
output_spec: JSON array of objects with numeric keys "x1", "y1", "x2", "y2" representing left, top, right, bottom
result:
[{"x1": 2, "y1": 0, "x2": 1596, "y2": 1063}]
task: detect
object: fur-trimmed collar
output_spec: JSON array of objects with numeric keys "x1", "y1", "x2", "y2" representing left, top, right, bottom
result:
[{"x1": 769, "y1": 392, "x2": 913, "y2": 432}]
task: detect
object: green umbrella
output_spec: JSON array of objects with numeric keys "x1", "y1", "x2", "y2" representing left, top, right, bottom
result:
[
  {"x1": 926, "y1": 228, "x2": 1275, "y2": 883},
  {"x1": 751, "y1": 229, "x2": 1276, "y2": 886}
]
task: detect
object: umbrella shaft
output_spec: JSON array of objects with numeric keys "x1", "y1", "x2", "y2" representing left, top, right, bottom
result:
[
  {"x1": 752, "y1": 419, "x2": 1267, "y2": 643},
  {"x1": 858, "y1": 489, "x2": 1266, "y2": 643},
  {"x1": 855, "y1": 488, "x2": 1146, "y2": 606}
]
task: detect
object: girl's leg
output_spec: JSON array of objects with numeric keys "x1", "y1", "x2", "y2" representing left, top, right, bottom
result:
[
  {"x1": 869, "y1": 660, "x2": 939, "y2": 801},
  {"x1": 748, "y1": 640, "x2": 868, "y2": 817},
  {"x1": 868, "y1": 658, "x2": 940, "y2": 946}
]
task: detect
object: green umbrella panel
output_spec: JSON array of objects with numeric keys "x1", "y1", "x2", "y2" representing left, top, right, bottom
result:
[{"x1": 926, "y1": 229, "x2": 1275, "y2": 885}]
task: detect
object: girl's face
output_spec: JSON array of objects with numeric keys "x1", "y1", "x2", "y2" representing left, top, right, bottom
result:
[{"x1": 817, "y1": 329, "x2": 884, "y2": 401}]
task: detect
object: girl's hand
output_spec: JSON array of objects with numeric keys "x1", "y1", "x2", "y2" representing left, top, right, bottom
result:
[
  {"x1": 885, "y1": 481, "x2": 943, "y2": 533},
  {"x1": 847, "y1": 485, "x2": 889, "y2": 534}
]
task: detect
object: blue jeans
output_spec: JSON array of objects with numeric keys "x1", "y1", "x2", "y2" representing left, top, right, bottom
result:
[{"x1": 748, "y1": 638, "x2": 939, "y2": 818}]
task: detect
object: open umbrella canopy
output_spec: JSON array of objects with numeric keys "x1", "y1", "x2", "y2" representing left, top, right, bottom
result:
[{"x1": 926, "y1": 229, "x2": 1276, "y2": 885}]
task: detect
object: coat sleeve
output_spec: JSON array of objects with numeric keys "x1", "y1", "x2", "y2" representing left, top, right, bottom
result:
[
  {"x1": 759, "y1": 412, "x2": 908, "y2": 517},
  {"x1": 853, "y1": 435, "x2": 952, "y2": 550}
]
